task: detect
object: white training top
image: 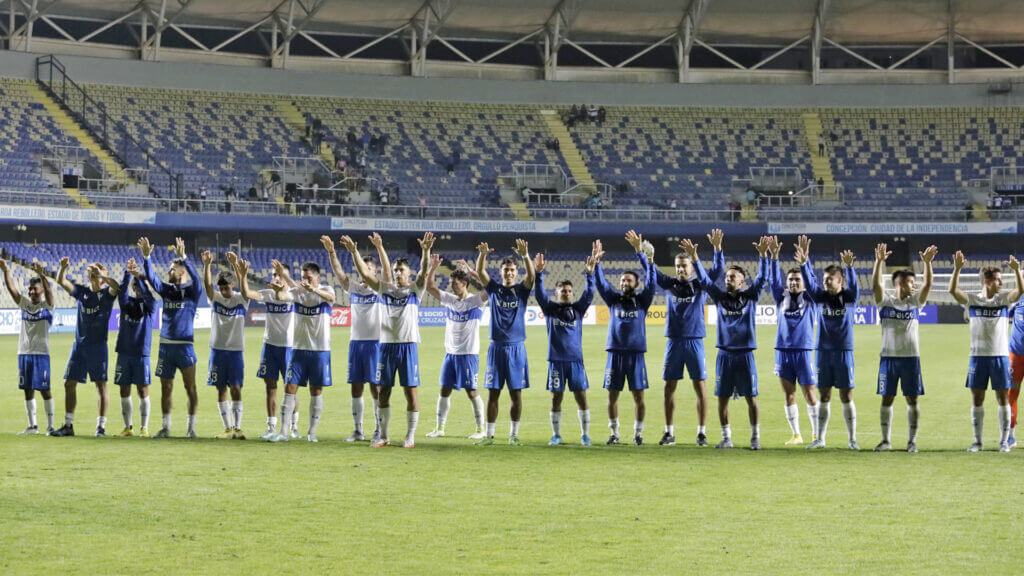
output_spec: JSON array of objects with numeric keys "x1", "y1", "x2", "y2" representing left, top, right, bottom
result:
[
  {"x1": 209, "y1": 292, "x2": 249, "y2": 352},
  {"x1": 18, "y1": 298, "x2": 53, "y2": 355},
  {"x1": 879, "y1": 292, "x2": 921, "y2": 358},
  {"x1": 259, "y1": 289, "x2": 294, "y2": 348},
  {"x1": 344, "y1": 282, "x2": 381, "y2": 342},
  {"x1": 292, "y1": 284, "x2": 335, "y2": 352},
  {"x1": 439, "y1": 291, "x2": 487, "y2": 355},
  {"x1": 964, "y1": 291, "x2": 1012, "y2": 357},
  {"x1": 378, "y1": 282, "x2": 423, "y2": 344}
]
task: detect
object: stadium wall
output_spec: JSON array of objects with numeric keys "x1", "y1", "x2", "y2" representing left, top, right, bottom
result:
[{"x1": 3, "y1": 50, "x2": 1023, "y2": 107}]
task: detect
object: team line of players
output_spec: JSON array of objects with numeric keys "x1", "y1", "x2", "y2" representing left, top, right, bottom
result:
[{"x1": 6, "y1": 231, "x2": 1024, "y2": 452}]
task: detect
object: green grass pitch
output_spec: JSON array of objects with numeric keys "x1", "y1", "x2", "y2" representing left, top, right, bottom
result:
[{"x1": 1, "y1": 324, "x2": 1020, "y2": 574}]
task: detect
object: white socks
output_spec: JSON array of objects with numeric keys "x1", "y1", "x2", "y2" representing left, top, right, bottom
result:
[
  {"x1": 279, "y1": 393, "x2": 296, "y2": 433},
  {"x1": 609, "y1": 417, "x2": 620, "y2": 435},
  {"x1": 550, "y1": 411, "x2": 562, "y2": 436},
  {"x1": 140, "y1": 397, "x2": 150, "y2": 429},
  {"x1": 65, "y1": 413, "x2": 75, "y2": 426},
  {"x1": 406, "y1": 410, "x2": 419, "y2": 442},
  {"x1": 25, "y1": 399, "x2": 37, "y2": 428},
  {"x1": 162, "y1": 413, "x2": 172, "y2": 431},
  {"x1": 784, "y1": 403, "x2": 800, "y2": 435},
  {"x1": 352, "y1": 397, "x2": 364, "y2": 433},
  {"x1": 510, "y1": 420, "x2": 520, "y2": 437},
  {"x1": 999, "y1": 404, "x2": 1012, "y2": 445},
  {"x1": 972, "y1": 405, "x2": 985, "y2": 445},
  {"x1": 472, "y1": 395, "x2": 485, "y2": 429},
  {"x1": 578, "y1": 409, "x2": 590, "y2": 436},
  {"x1": 185, "y1": 414, "x2": 196, "y2": 434},
  {"x1": 818, "y1": 401, "x2": 831, "y2": 443},
  {"x1": 372, "y1": 397, "x2": 380, "y2": 434},
  {"x1": 309, "y1": 395, "x2": 323, "y2": 436},
  {"x1": 436, "y1": 396, "x2": 451, "y2": 429},
  {"x1": 697, "y1": 424, "x2": 706, "y2": 435},
  {"x1": 121, "y1": 397, "x2": 133, "y2": 428},
  {"x1": 665, "y1": 424, "x2": 675, "y2": 435},
  {"x1": 880, "y1": 405, "x2": 893, "y2": 443},
  {"x1": 751, "y1": 423, "x2": 760, "y2": 440},
  {"x1": 485, "y1": 421, "x2": 496, "y2": 438},
  {"x1": 634, "y1": 420, "x2": 644, "y2": 435},
  {"x1": 231, "y1": 401, "x2": 243, "y2": 430},
  {"x1": 218, "y1": 401, "x2": 231, "y2": 429},
  {"x1": 721, "y1": 424, "x2": 732, "y2": 440},
  {"x1": 44, "y1": 398, "x2": 54, "y2": 430},
  {"x1": 380, "y1": 406, "x2": 391, "y2": 440},
  {"x1": 806, "y1": 403, "x2": 819, "y2": 439},
  {"x1": 907, "y1": 404, "x2": 919, "y2": 443},
  {"x1": 842, "y1": 401, "x2": 856, "y2": 442},
  {"x1": 267, "y1": 416, "x2": 277, "y2": 430}
]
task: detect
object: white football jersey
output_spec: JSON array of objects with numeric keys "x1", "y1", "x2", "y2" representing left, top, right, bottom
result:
[
  {"x1": 440, "y1": 291, "x2": 487, "y2": 355},
  {"x1": 18, "y1": 298, "x2": 53, "y2": 355},
  {"x1": 292, "y1": 284, "x2": 334, "y2": 351},
  {"x1": 879, "y1": 293, "x2": 921, "y2": 357},
  {"x1": 378, "y1": 282, "x2": 422, "y2": 344},
  {"x1": 344, "y1": 282, "x2": 381, "y2": 342},
  {"x1": 964, "y1": 291, "x2": 1012, "y2": 357},
  {"x1": 208, "y1": 292, "x2": 248, "y2": 352},
  {"x1": 259, "y1": 289, "x2": 294, "y2": 348}
]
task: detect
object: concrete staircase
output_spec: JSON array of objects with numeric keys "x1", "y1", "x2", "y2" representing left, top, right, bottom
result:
[
  {"x1": 507, "y1": 202, "x2": 533, "y2": 220},
  {"x1": 972, "y1": 204, "x2": 990, "y2": 221},
  {"x1": 802, "y1": 111, "x2": 838, "y2": 200},
  {"x1": 540, "y1": 111, "x2": 595, "y2": 194},
  {"x1": 277, "y1": 99, "x2": 336, "y2": 170}
]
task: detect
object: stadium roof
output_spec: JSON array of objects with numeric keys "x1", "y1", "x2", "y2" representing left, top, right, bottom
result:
[{"x1": 25, "y1": 0, "x2": 1024, "y2": 45}]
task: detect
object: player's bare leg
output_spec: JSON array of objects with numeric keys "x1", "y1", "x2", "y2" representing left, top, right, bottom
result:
[
  {"x1": 476, "y1": 388, "x2": 501, "y2": 445},
  {"x1": 995, "y1": 388, "x2": 1012, "y2": 452},
  {"x1": 661, "y1": 379, "x2": 677, "y2": 445},
  {"x1": 508, "y1": 388, "x2": 523, "y2": 444},
  {"x1": 606, "y1": 389, "x2": 621, "y2": 444},
  {"x1": 875, "y1": 393, "x2": 896, "y2": 451},
  {"x1": 780, "y1": 377, "x2": 803, "y2": 445},
  {"x1": 746, "y1": 395, "x2": 761, "y2": 450},
  {"x1": 715, "y1": 396, "x2": 733, "y2": 448},
  {"x1": 465, "y1": 388, "x2": 485, "y2": 439},
  {"x1": 181, "y1": 365, "x2": 198, "y2": 438},
  {"x1": 401, "y1": 385, "x2": 419, "y2": 447},
  {"x1": 631, "y1": 389, "x2": 645, "y2": 445},
  {"x1": 904, "y1": 394, "x2": 920, "y2": 453}
]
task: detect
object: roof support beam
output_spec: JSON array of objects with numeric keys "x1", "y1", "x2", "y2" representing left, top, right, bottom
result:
[
  {"x1": 811, "y1": 0, "x2": 829, "y2": 84},
  {"x1": 272, "y1": 0, "x2": 329, "y2": 67},
  {"x1": 956, "y1": 33, "x2": 1019, "y2": 69},
  {"x1": 947, "y1": 0, "x2": 955, "y2": 83},
  {"x1": 676, "y1": 0, "x2": 710, "y2": 82},
  {"x1": 77, "y1": 6, "x2": 139, "y2": 43},
  {"x1": 886, "y1": 34, "x2": 945, "y2": 70},
  {"x1": 11, "y1": 0, "x2": 62, "y2": 52},
  {"x1": 543, "y1": 0, "x2": 583, "y2": 80},
  {"x1": 823, "y1": 37, "x2": 885, "y2": 70},
  {"x1": 475, "y1": 28, "x2": 540, "y2": 64},
  {"x1": 409, "y1": 0, "x2": 458, "y2": 77},
  {"x1": 750, "y1": 35, "x2": 809, "y2": 70}
]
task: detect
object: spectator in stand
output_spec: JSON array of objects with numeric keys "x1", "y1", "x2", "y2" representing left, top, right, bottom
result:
[
  {"x1": 816, "y1": 177, "x2": 824, "y2": 190},
  {"x1": 587, "y1": 104, "x2": 598, "y2": 122},
  {"x1": 669, "y1": 198, "x2": 677, "y2": 210},
  {"x1": 598, "y1": 106, "x2": 606, "y2": 123},
  {"x1": 337, "y1": 158, "x2": 346, "y2": 172},
  {"x1": 377, "y1": 134, "x2": 388, "y2": 155},
  {"x1": 369, "y1": 135, "x2": 379, "y2": 155},
  {"x1": 360, "y1": 132, "x2": 371, "y2": 150},
  {"x1": 347, "y1": 129, "x2": 357, "y2": 146},
  {"x1": 746, "y1": 189, "x2": 758, "y2": 206}
]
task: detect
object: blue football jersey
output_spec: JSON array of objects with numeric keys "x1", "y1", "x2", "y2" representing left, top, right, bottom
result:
[
  {"x1": 595, "y1": 252, "x2": 655, "y2": 353},
  {"x1": 535, "y1": 270, "x2": 594, "y2": 363},
  {"x1": 144, "y1": 256, "x2": 202, "y2": 342},
  {"x1": 801, "y1": 261, "x2": 858, "y2": 351},
  {"x1": 706, "y1": 258, "x2": 769, "y2": 351}
]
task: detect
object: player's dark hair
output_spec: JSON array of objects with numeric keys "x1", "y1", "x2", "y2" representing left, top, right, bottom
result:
[
  {"x1": 622, "y1": 270, "x2": 639, "y2": 282},
  {"x1": 392, "y1": 257, "x2": 410, "y2": 269},
  {"x1": 500, "y1": 256, "x2": 517, "y2": 267},
  {"x1": 450, "y1": 269, "x2": 470, "y2": 285},
  {"x1": 891, "y1": 269, "x2": 915, "y2": 283},
  {"x1": 675, "y1": 252, "x2": 692, "y2": 262},
  {"x1": 787, "y1": 267, "x2": 802, "y2": 276},
  {"x1": 171, "y1": 258, "x2": 187, "y2": 267},
  {"x1": 301, "y1": 261, "x2": 320, "y2": 274},
  {"x1": 728, "y1": 265, "x2": 747, "y2": 278},
  {"x1": 823, "y1": 265, "x2": 844, "y2": 282},
  {"x1": 362, "y1": 256, "x2": 376, "y2": 266},
  {"x1": 556, "y1": 279, "x2": 573, "y2": 288},
  {"x1": 28, "y1": 277, "x2": 43, "y2": 288},
  {"x1": 981, "y1": 267, "x2": 1001, "y2": 282},
  {"x1": 216, "y1": 270, "x2": 234, "y2": 285}
]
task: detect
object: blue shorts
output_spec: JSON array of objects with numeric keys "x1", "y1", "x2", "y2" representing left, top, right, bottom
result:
[
  {"x1": 547, "y1": 361, "x2": 589, "y2": 393},
  {"x1": 348, "y1": 340, "x2": 380, "y2": 384},
  {"x1": 155, "y1": 343, "x2": 197, "y2": 379},
  {"x1": 485, "y1": 341, "x2": 530, "y2": 390},
  {"x1": 715, "y1": 350, "x2": 759, "y2": 398},
  {"x1": 64, "y1": 341, "x2": 108, "y2": 383},
  {"x1": 603, "y1": 351, "x2": 649, "y2": 392},
  {"x1": 440, "y1": 353, "x2": 478, "y2": 390},
  {"x1": 377, "y1": 343, "x2": 420, "y2": 388},
  {"x1": 208, "y1": 349, "x2": 244, "y2": 388},
  {"x1": 257, "y1": 343, "x2": 292, "y2": 382},
  {"x1": 18, "y1": 354, "x2": 50, "y2": 391},
  {"x1": 966, "y1": 356, "x2": 1011, "y2": 391},
  {"x1": 774, "y1": 350, "x2": 818, "y2": 387},
  {"x1": 817, "y1": 350, "x2": 855, "y2": 390},
  {"x1": 287, "y1": 349, "x2": 333, "y2": 387},
  {"x1": 663, "y1": 338, "x2": 707, "y2": 381},
  {"x1": 877, "y1": 357, "x2": 924, "y2": 397},
  {"x1": 115, "y1": 355, "x2": 151, "y2": 387}
]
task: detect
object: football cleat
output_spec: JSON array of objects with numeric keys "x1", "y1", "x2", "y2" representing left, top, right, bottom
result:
[
  {"x1": 403, "y1": 438, "x2": 415, "y2": 448},
  {"x1": 906, "y1": 441, "x2": 918, "y2": 453},
  {"x1": 216, "y1": 428, "x2": 235, "y2": 439},
  {"x1": 634, "y1": 434, "x2": 643, "y2": 446},
  {"x1": 50, "y1": 424, "x2": 74, "y2": 437},
  {"x1": 873, "y1": 441, "x2": 891, "y2": 452},
  {"x1": 138, "y1": 427, "x2": 150, "y2": 437},
  {"x1": 289, "y1": 429, "x2": 301, "y2": 439},
  {"x1": 371, "y1": 438, "x2": 390, "y2": 448},
  {"x1": 185, "y1": 429, "x2": 198, "y2": 439},
  {"x1": 848, "y1": 440, "x2": 860, "y2": 451},
  {"x1": 750, "y1": 437, "x2": 761, "y2": 451},
  {"x1": 345, "y1": 431, "x2": 367, "y2": 442},
  {"x1": 425, "y1": 428, "x2": 445, "y2": 438},
  {"x1": 117, "y1": 427, "x2": 134, "y2": 437},
  {"x1": 606, "y1": 434, "x2": 620, "y2": 445},
  {"x1": 580, "y1": 434, "x2": 592, "y2": 447},
  {"x1": 806, "y1": 438, "x2": 826, "y2": 449},
  {"x1": 371, "y1": 428, "x2": 382, "y2": 444},
  {"x1": 785, "y1": 433, "x2": 803, "y2": 446},
  {"x1": 232, "y1": 429, "x2": 246, "y2": 440},
  {"x1": 999, "y1": 442, "x2": 1011, "y2": 453},
  {"x1": 715, "y1": 438, "x2": 734, "y2": 449},
  {"x1": 17, "y1": 426, "x2": 39, "y2": 436},
  {"x1": 153, "y1": 427, "x2": 170, "y2": 438},
  {"x1": 474, "y1": 436, "x2": 495, "y2": 446},
  {"x1": 268, "y1": 433, "x2": 289, "y2": 443},
  {"x1": 548, "y1": 434, "x2": 563, "y2": 446},
  {"x1": 94, "y1": 426, "x2": 105, "y2": 438},
  {"x1": 306, "y1": 434, "x2": 318, "y2": 443},
  {"x1": 1008, "y1": 433, "x2": 1017, "y2": 448},
  {"x1": 967, "y1": 442, "x2": 983, "y2": 453},
  {"x1": 696, "y1": 432, "x2": 708, "y2": 447},
  {"x1": 658, "y1": 432, "x2": 675, "y2": 446},
  {"x1": 468, "y1": 428, "x2": 486, "y2": 440},
  {"x1": 508, "y1": 436, "x2": 523, "y2": 446},
  {"x1": 259, "y1": 429, "x2": 276, "y2": 440}
]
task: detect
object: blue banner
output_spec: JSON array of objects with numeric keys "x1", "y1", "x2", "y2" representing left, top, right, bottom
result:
[{"x1": 418, "y1": 307, "x2": 447, "y2": 327}]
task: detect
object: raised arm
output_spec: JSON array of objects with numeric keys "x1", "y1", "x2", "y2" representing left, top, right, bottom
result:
[
  {"x1": 301, "y1": 278, "x2": 335, "y2": 304},
  {"x1": 625, "y1": 230, "x2": 656, "y2": 303},
  {"x1": 766, "y1": 235, "x2": 785, "y2": 303},
  {"x1": 917, "y1": 244, "x2": 938, "y2": 304},
  {"x1": 200, "y1": 251, "x2": 215, "y2": 298},
  {"x1": 178, "y1": 239, "x2": 203, "y2": 302},
  {"x1": 475, "y1": 242, "x2": 493, "y2": 286},
  {"x1": 794, "y1": 235, "x2": 824, "y2": 301},
  {"x1": 872, "y1": 243, "x2": 891, "y2": 304},
  {"x1": 233, "y1": 257, "x2": 263, "y2": 302},
  {"x1": 30, "y1": 263, "x2": 54, "y2": 308},
  {"x1": 94, "y1": 263, "x2": 120, "y2": 298},
  {"x1": 118, "y1": 268, "x2": 132, "y2": 307},
  {"x1": 680, "y1": 238, "x2": 711, "y2": 287},
  {"x1": 424, "y1": 253, "x2": 442, "y2": 300},
  {"x1": 339, "y1": 235, "x2": 380, "y2": 292},
  {"x1": 271, "y1": 259, "x2": 298, "y2": 290},
  {"x1": 320, "y1": 235, "x2": 350, "y2": 292},
  {"x1": 591, "y1": 239, "x2": 617, "y2": 303},
  {"x1": 948, "y1": 250, "x2": 969, "y2": 306},
  {"x1": 841, "y1": 251, "x2": 859, "y2": 302},
  {"x1": 368, "y1": 233, "x2": 392, "y2": 285},
  {"x1": 743, "y1": 236, "x2": 771, "y2": 298},
  {"x1": 1008, "y1": 255, "x2": 1024, "y2": 303},
  {"x1": 416, "y1": 232, "x2": 435, "y2": 290},
  {"x1": 576, "y1": 256, "x2": 597, "y2": 311},
  {"x1": 706, "y1": 228, "x2": 725, "y2": 283},
  {"x1": 1, "y1": 259, "x2": 20, "y2": 304},
  {"x1": 514, "y1": 238, "x2": 535, "y2": 290},
  {"x1": 532, "y1": 253, "x2": 551, "y2": 310},
  {"x1": 138, "y1": 237, "x2": 163, "y2": 293},
  {"x1": 56, "y1": 257, "x2": 75, "y2": 294}
]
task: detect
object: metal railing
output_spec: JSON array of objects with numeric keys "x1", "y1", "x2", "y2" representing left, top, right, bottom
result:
[
  {"x1": 749, "y1": 166, "x2": 804, "y2": 192},
  {"x1": 0, "y1": 188, "x2": 1018, "y2": 223},
  {"x1": 992, "y1": 166, "x2": 1024, "y2": 192}
]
